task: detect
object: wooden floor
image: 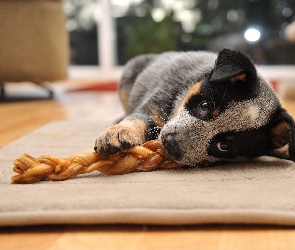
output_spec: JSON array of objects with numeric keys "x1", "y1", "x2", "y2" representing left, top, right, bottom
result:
[{"x1": 1, "y1": 83, "x2": 295, "y2": 250}]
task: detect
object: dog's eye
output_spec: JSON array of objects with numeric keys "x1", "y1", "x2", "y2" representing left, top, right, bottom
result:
[
  {"x1": 199, "y1": 101, "x2": 210, "y2": 116},
  {"x1": 217, "y1": 142, "x2": 230, "y2": 151},
  {"x1": 200, "y1": 101, "x2": 209, "y2": 111}
]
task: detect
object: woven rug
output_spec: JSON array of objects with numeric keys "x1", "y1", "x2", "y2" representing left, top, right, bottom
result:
[{"x1": 1, "y1": 120, "x2": 295, "y2": 226}]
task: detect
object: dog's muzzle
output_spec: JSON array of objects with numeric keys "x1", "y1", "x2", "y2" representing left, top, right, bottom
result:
[{"x1": 162, "y1": 134, "x2": 182, "y2": 161}]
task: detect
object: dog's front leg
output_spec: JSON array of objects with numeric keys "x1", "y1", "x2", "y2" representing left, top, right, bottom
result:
[{"x1": 94, "y1": 117, "x2": 149, "y2": 156}]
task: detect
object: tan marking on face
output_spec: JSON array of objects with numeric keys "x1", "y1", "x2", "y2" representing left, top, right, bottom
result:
[
  {"x1": 235, "y1": 156, "x2": 250, "y2": 162},
  {"x1": 212, "y1": 109, "x2": 220, "y2": 117},
  {"x1": 271, "y1": 121, "x2": 290, "y2": 148},
  {"x1": 173, "y1": 81, "x2": 202, "y2": 117},
  {"x1": 230, "y1": 73, "x2": 246, "y2": 83},
  {"x1": 226, "y1": 135, "x2": 235, "y2": 141},
  {"x1": 270, "y1": 145, "x2": 290, "y2": 159},
  {"x1": 151, "y1": 108, "x2": 166, "y2": 128}
]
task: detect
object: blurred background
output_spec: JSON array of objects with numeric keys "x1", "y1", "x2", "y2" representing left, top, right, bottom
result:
[
  {"x1": 65, "y1": 0, "x2": 295, "y2": 68},
  {"x1": 1, "y1": 0, "x2": 295, "y2": 146}
]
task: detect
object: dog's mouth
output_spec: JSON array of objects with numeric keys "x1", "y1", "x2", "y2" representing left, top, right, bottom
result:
[{"x1": 161, "y1": 136, "x2": 219, "y2": 166}]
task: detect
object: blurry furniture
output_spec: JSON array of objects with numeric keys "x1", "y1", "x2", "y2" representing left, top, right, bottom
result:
[
  {"x1": 0, "y1": 0, "x2": 69, "y2": 101},
  {"x1": 266, "y1": 39, "x2": 295, "y2": 65}
]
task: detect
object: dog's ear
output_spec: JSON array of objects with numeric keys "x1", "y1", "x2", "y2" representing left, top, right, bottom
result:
[
  {"x1": 210, "y1": 48, "x2": 257, "y2": 84},
  {"x1": 269, "y1": 109, "x2": 295, "y2": 162}
]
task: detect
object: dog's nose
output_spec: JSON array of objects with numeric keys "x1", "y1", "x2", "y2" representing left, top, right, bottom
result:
[{"x1": 162, "y1": 134, "x2": 181, "y2": 160}]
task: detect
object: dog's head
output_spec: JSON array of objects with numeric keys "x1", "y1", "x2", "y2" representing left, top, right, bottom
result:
[{"x1": 160, "y1": 48, "x2": 295, "y2": 166}]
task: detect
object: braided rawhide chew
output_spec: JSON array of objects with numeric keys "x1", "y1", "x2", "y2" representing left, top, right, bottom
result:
[{"x1": 11, "y1": 140, "x2": 181, "y2": 184}]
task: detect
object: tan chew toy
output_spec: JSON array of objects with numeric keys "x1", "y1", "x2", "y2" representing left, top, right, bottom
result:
[{"x1": 11, "y1": 140, "x2": 181, "y2": 184}]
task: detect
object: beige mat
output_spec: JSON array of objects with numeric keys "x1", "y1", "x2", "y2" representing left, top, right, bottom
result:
[{"x1": 1, "y1": 120, "x2": 295, "y2": 227}]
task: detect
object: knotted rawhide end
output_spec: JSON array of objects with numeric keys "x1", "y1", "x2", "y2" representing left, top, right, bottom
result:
[{"x1": 11, "y1": 140, "x2": 181, "y2": 184}]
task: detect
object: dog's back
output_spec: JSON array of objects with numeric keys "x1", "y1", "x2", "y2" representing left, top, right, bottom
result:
[{"x1": 119, "y1": 51, "x2": 217, "y2": 115}]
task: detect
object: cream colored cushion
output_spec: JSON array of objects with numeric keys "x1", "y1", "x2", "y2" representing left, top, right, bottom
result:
[{"x1": 0, "y1": 0, "x2": 68, "y2": 83}]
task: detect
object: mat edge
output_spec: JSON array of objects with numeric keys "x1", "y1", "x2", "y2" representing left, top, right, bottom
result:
[{"x1": 1, "y1": 208, "x2": 295, "y2": 227}]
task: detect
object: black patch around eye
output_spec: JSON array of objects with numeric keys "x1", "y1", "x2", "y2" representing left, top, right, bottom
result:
[
  {"x1": 208, "y1": 76, "x2": 259, "y2": 102},
  {"x1": 209, "y1": 138, "x2": 234, "y2": 159},
  {"x1": 186, "y1": 95, "x2": 213, "y2": 121},
  {"x1": 217, "y1": 142, "x2": 230, "y2": 151},
  {"x1": 208, "y1": 127, "x2": 272, "y2": 159},
  {"x1": 200, "y1": 101, "x2": 210, "y2": 112},
  {"x1": 198, "y1": 101, "x2": 211, "y2": 118}
]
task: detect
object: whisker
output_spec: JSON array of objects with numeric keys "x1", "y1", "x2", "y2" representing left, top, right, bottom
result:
[
  {"x1": 148, "y1": 100, "x2": 170, "y2": 121},
  {"x1": 150, "y1": 115, "x2": 167, "y2": 122},
  {"x1": 219, "y1": 84, "x2": 229, "y2": 110},
  {"x1": 208, "y1": 85, "x2": 216, "y2": 110},
  {"x1": 148, "y1": 115, "x2": 167, "y2": 127}
]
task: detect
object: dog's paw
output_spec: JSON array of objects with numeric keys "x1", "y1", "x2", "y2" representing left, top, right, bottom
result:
[{"x1": 94, "y1": 121, "x2": 146, "y2": 156}]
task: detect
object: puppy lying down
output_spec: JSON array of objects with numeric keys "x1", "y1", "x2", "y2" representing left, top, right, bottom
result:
[
  {"x1": 95, "y1": 48, "x2": 295, "y2": 166},
  {"x1": 11, "y1": 48, "x2": 295, "y2": 184}
]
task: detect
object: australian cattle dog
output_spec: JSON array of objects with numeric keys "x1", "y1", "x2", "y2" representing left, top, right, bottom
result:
[{"x1": 94, "y1": 48, "x2": 295, "y2": 167}]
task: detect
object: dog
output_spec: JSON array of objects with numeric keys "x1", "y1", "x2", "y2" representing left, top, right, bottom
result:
[{"x1": 94, "y1": 48, "x2": 295, "y2": 167}]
